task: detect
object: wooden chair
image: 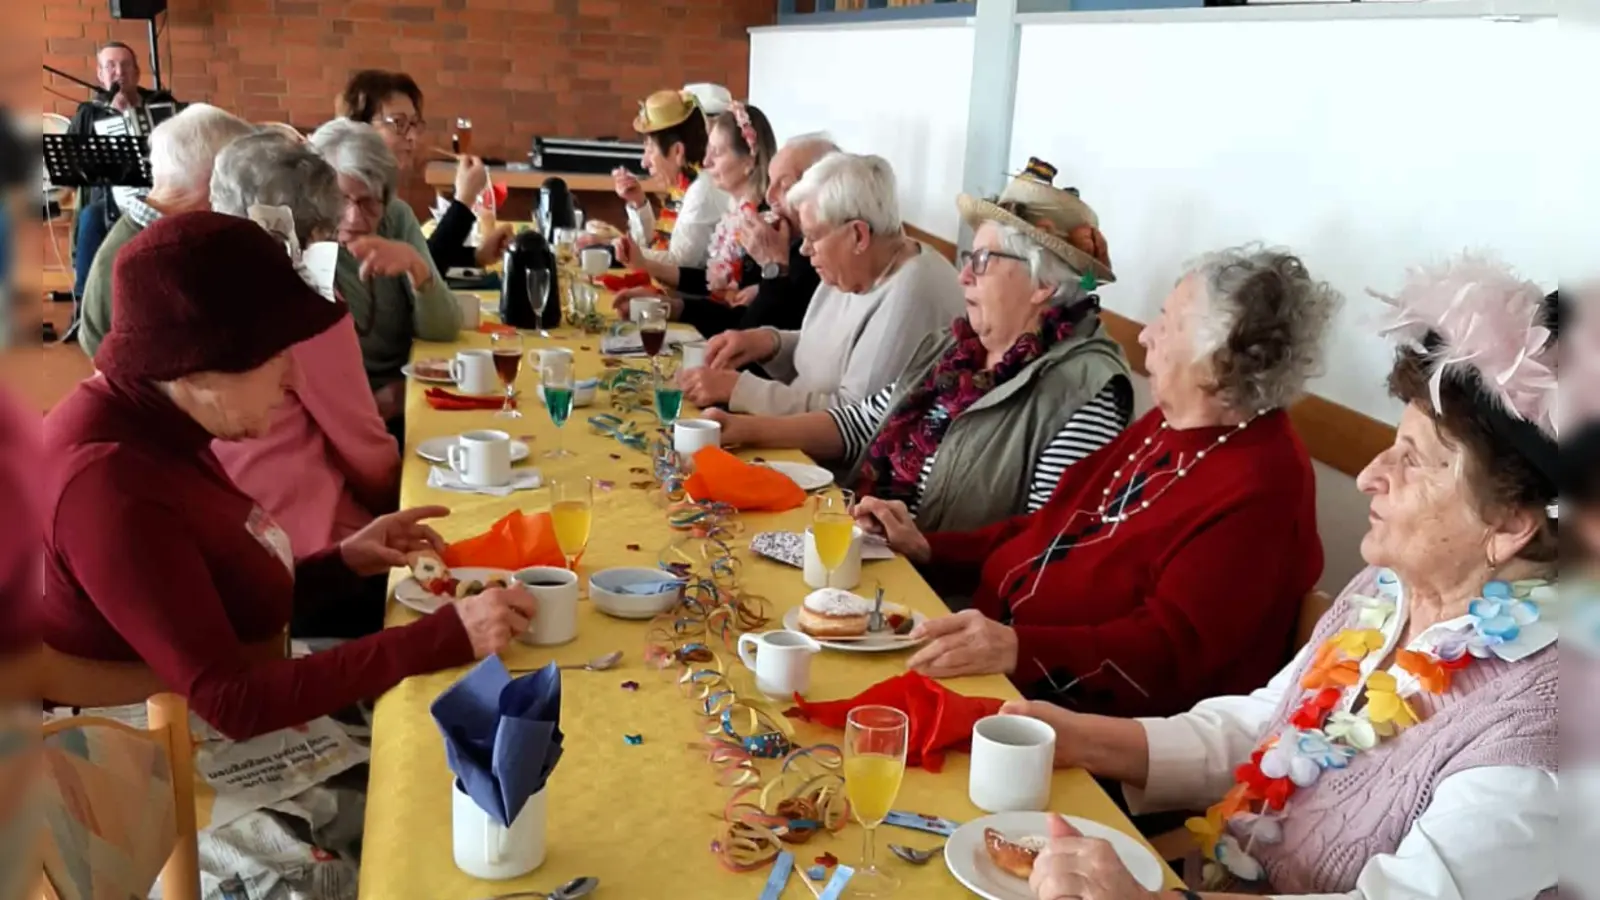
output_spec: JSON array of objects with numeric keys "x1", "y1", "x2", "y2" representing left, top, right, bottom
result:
[{"x1": 39, "y1": 693, "x2": 199, "y2": 900}]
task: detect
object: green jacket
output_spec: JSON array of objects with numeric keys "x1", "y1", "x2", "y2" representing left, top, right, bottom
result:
[
  {"x1": 78, "y1": 215, "x2": 146, "y2": 359},
  {"x1": 337, "y1": 198, "x2": 461, "y2": 387},
  {"x1": 846, "y1": 316, "x2": 1130, "y2": 536}
]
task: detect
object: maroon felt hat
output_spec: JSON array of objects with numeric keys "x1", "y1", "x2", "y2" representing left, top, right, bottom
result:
[{"x1": 97, "y1": 210, "x2": 348, "y2": 382}]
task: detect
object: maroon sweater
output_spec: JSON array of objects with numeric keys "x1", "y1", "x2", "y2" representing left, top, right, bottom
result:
[
  {"x1": 41, "y1": 376, "x2": 474, "y2": 738},
  {"x1": 923, "y1": 409, "x2": 1322, "y2": 719}
]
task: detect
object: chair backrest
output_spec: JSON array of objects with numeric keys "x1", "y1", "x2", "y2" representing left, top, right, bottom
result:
[
  {"x1": 1296, "y1": 589, "x2": 1334, "y2": 649},
  {"x1": 40, "y1": 693, "x2": 199, "y2": 900}
]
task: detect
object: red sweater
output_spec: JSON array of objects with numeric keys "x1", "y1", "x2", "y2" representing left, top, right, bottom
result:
[
  {"x1": 923, "y1": 409, "x2": 1321, "y2": 719},
  {"x1": 40, "y1": 376, "x2": 474, "y2": 739}
]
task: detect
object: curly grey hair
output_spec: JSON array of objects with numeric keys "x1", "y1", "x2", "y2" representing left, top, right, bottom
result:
[
  {"x1": 1184, "y1": 244, "x2": 1340, "y2": 411},
  {"x1": 991, "y1": 222, "x2": 1092, "y2": 308},
  {"x1": 307, "y1": 118, "x2": 398, "y2": 203},
  {"x1": 210, "y1": 132, "x2": 342, "y2": 245}
]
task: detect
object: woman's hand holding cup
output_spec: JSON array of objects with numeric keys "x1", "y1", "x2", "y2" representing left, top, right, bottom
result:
[{"x1": 456, "y1": 586, "x2": 536, "y2": 657}]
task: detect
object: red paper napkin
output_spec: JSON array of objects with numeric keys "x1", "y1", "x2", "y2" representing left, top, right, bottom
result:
[
  {"x1": 597, "y1": 270, "x2": 651, "y2": 292},
  {"x1": 443, "y1": 511, "x2": 569, "y2": 571},
  {"x1": 683, "y1": 447, "x2": 806, "y2": 512},
  {"x1": 425, "y1": 387, "x2": 513, "y2": 411},
  {"x1": 477, "y1": 322, "x2": 517, "y2": 336},
  {"x1": 786, "y1": 672, "x2": 1004, "y2": 772}
]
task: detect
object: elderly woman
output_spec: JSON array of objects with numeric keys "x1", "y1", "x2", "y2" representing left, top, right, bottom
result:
[
  {"x1": 308, "y1": 119, "x2": 460, "y2": 405},
  {"x1": 608, "y1": 89, "x2": 728, "y2": 270},
  {"x1": 1015, "y1": 259, "x2": 1560, "y2": 900},
  {"x1": 40, "y1": 212, "x2": 531, "y2": 739},
  {"x1": 681, "y1": 151, "x2": 964, "y2": 414},
  {"x1": 615, "y1": 101, "x2": 778, "y2": 299},
  {"x1": 337, "y1": 69, "x2": 513, "y2": 272},
  {"x1": 858, "y1": 244, "x2": 1334, "y2": 716},
  {"x1": 207, "y1": 133, "x2": 402, "y2": 635},
  {"x1": 708, "y1": 162, "x2": 1132, "y2": 532},
  {"x1": 77, "y1": 103, "x2": 256, "y2": 357}
]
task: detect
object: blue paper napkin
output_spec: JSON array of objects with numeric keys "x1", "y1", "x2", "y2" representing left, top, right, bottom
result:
[
  {"x1": 608, "y1": 579, "x2": 686, "y2": 596},
  {"x1": 431, "y1": 657, "x2": 564, "y2": 826}
]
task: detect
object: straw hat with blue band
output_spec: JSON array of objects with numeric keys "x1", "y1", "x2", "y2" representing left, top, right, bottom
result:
[{"x1": 956, "y1": 157, "x2": 1116, "y2": 286}]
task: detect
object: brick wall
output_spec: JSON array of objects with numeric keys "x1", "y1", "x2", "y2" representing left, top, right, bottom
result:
[{"x1": 42, "y1": 0, "x2": 773, "y2": 201}]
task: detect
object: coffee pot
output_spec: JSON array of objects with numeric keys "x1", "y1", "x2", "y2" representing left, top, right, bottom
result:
[
  {"x1": 501, "y1": 230, "x2": 561, "y2": 331},
  {"x1": 538, "y1": 177, "x2": 577, "y2": 235}
]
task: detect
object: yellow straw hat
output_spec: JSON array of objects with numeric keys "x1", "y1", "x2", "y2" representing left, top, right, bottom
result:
[
  {"x1": 956, "y1": 158, "x2": 1115, "y2": 285},
  {"x1": 633, "y1": 89, "x2": 701, "y2": 134}
]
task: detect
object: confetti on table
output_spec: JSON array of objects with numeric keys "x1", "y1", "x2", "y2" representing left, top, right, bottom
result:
[
  {"x1": 581, "y1": 346, "x2": 592, "y2": 351},
  {"x1": 629, "y1": 480, "x2": 654, "y2": 490},
  {"x1": 815, "y1": 852, "x2": 838, "y2": 868},
  {"x1": 806, "y1": 866, "x2": 827, "y2": 882},
  {"x1": 621, "y1": 681, "x2": 640, "y2": 691},
  {"x1": 752, "y1": 457, "x2": 766, "y2": 463},
  {"x1": 597, "y1": 480, "x2": 615, "y2": 491},
  {"x1": 609, "y1": 453, "x2": 622, "y2": 460},
  {"x1": 624, "y1": 733, "x2": 643, "y2": 745},
  {"x1": 629, "y1": 467, "x2": 649, "y2": 474},
  {"x1": 626, "y1": 543, "x2": 641, "y2": 551}
]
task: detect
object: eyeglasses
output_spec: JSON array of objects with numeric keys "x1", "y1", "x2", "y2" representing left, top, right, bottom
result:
[
  {"x1": 344, "y1": 193, "x2": 384, "y2": 218},
  {"x1": 799, "y1": 220, "x2": 863, "y2": 253},
  {"x1": 376, "y1": 114, "x2": 426, "y2": 136},
  {"x1": 957, "y1": 247, "x2": 1028, "y2": 276}
]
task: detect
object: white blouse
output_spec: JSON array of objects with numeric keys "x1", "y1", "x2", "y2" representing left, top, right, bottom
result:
[
  {"x1": 626, "y1": 171, "x2": 728, "y2": 271},
  {"x1": 1125, "y1": 575, "x2": 1559, "y2": 900}
]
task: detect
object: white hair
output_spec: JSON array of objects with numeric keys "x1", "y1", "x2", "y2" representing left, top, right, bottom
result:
[
  {"x1": 991, "y1": 222, "x2": 1090, "y2": 308},
  {"x1": 786, "y1": 151, "x2": 901, "y2": 236},
  {"x1": 147, "y1": 103, "x2": 256, "y2": 201},
  {"x1": 307, "y1": 118, "x2": 398, "y2": 202},
  {"x1": 211, "y1": 132, "x2": 343, "y2": 245},
  {"x1": 784, "y1": 132, "x2": 839, "y2": 157}
]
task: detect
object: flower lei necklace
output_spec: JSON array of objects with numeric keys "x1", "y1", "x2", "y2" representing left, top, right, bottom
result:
[{"x1": 1187, "y1": 571, "x2": 1553, "y2": 884}]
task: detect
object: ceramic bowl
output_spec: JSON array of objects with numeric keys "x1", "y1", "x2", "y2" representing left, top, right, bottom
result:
[{"x1": 588, "y1": 567, "x2": 684, "y2": 620}]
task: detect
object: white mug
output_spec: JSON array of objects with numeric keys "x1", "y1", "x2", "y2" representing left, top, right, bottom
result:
[
  {"x1": 579, "y1": 246, "x2": 610, "y2": 279},
  {"x1": 969, "y1": 714, "x2": 1057, "y2": 813},
  {"x1": 451, "y1": 780, "x2": 546, "y2": 880},
  {"x1": 447, "y1": 430, "x2": 512, "y2": 488},
  {"x1": 455, "y1": 292, "x2": 481, "y2": 332},
  {"x1": 629, "y1": 296, "x2": 665, "y2": 323},
  {"x1": 804, "y1": 525, "x2": 862, "y2": 590},
  {"x1": 673, "y1": 418, "x2": 721, "y2": 457},
  {"x1": 450, "y1": 349, "x2": 499, "y2": 396},
  {"x1": 680, "y1": 340, "x2": 707, "y2": 369},
  {"x1": 513, "y1": 566, "x2": 579, "y2": 646},
  {"x1": 737, "y1": 629, "x2": 821, "y2": 698}
]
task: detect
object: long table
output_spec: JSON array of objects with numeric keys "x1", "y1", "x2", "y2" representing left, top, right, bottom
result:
[{"x1": 358, "y1": 295, "x2": 1179, "y2": 898}]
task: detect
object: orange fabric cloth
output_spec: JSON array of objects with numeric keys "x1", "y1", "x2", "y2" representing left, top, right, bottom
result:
[
  {"x1": 443, "y1": 511, "x2": 568, "y2": 571},
  {"x1": 683, "y1": 447, "x2": 806, "y2": 512},
  {"x1": 786, "y1": 672, "x2": 1004, "y2": 773}
]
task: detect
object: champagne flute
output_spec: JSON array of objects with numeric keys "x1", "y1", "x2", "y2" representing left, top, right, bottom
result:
[
  {"x1": 811, "y1": 489, "x2": 856, "y2": 588},
  {"x1": 540, "y1": 353, "x2": 576, "y2": 459},
  {"x1": 489, "y1": 331, "x2": 523, "y2": 419},
  {"x1": 549, "y1": 476, "x2": 593, "y2": 571},
  {"x1": 653, "y1": 357, "x2": 684, "y2": 428},
  {"x1": 525, "y1": 266, "x2": 552, "y2": 339},
  {"x1": 843, "y1": 705, "x2": 909, "y2": 897}
]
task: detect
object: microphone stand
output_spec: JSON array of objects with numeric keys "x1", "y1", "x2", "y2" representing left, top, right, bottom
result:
[{"x1": 42, "y1": 64, "x2": 114, "y2": 103}]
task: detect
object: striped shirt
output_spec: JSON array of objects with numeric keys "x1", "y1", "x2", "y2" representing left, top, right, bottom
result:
[{"x1": 828, "y1": 375, "x2": 1133, "y2": 515}]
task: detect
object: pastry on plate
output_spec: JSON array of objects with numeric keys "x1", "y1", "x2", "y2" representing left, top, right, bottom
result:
[
  {"x1": 983, "y1": 828, "x2": 1046, "y2": 880},
  {"x1": 407, "y1": 550, "x2": 449, "y2": 591},
  {"x1": 413, "y1": 357, "x2": 452, "y2": 380},
  {"x1": 797, "y1": 588, "x2": 872, "y2": 638},
  {"x1": 585, "y1": 220, "x2": 622, "y2": 241}
]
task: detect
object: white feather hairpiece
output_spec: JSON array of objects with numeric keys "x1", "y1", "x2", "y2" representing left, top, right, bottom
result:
[{"x1": 1370, "y1": 254, "x2": 1558, "y2": 441}]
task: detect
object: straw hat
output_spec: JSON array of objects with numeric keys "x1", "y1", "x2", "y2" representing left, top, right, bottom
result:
[
  {"x1": 957, "y1": 158, "x2": 1114, "y2": 285},
  {"x1": 633, "y1": 89, "x2": 700, "y2": 134}
]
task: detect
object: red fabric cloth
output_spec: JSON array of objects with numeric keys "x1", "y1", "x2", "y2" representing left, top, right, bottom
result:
[
  {"x1": 597, "y1": 270, "x2": 652, "y2": 293},
  {"x1": 39, "y1": 377, "x2": 474, "y2": 739},
  {"x1": 425, "y1": 387, "x2": 513, "y2": 411},
  {"x1": 786, "y1": 672, "x2": 1003, "y2": 772},
  {"x1": 922, "y1": 409, "x2": 1322, "y2": 719}
]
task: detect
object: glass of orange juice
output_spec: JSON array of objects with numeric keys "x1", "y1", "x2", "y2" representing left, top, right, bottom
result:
[
  {"x1": 810, "y1": 489, "x2": 855, "y2": 586},
  {"x1": 550, "y1": 477, "x2": 593, "y2": 571},
  {"x1": 843, "y1": 704, "x2": 909, "y2": 896}
]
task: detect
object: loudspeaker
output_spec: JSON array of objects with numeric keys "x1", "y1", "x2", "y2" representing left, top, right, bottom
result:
[{"x1": 109, "y1": 0, "x2": 166, "y2": 19}]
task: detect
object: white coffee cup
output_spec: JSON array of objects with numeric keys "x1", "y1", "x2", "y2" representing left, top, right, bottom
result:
[
  {"x1": 580, "y1": 246, "x2": 610, "y2": 279},
  {"x1": 804, "y1": 525, "x2": 862, "y2": 590},
  {"x1": 447, "y1": 430, "x2": 512, "y2": 488},
  {"x1": 680, "y1": 340, "x2": 707, "y2": 369},
  {"x1": 737, "y1": 629, "x2": 822, "y2": 698},
  {"x1": 450, "y1": 349, "x2": 499, "y2": 396},
  {"x1": 451, "y1": 780, "x2": 546, "y2": 880},
  {"x1": 512, "y1": 566, "x2": 579, "y2": 646},
  {"x1": 455, "y1": 292, "x2": 481, "y2": 332},
  {"x1": 673, "y1": 418, "x2": 721, "y2": 456},
  {"x1": 629, "y1": 296, "x2": 665, "y2": 323},
  {"x1": 969, "y1": 714, "x2": 1057, "y2": 813}
]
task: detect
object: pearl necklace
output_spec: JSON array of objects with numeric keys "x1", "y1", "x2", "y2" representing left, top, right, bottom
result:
[{"x1": 1096, "y1": 410, "x2": 1267, "y2": 524}]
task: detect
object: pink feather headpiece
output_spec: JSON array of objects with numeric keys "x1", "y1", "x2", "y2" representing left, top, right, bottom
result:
[{"x1": 1371, "y1": 255, "x2": 1559, "y2": 440}]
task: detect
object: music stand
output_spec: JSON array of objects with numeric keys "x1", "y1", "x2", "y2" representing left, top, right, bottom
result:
[{"x1": 42, "y1": 133, "x2": 152, "y2": 190}]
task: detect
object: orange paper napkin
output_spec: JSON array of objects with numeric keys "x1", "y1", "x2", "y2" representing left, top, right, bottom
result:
[
  {"x1": 443, "y1": 511, "x2": 569, "y2": 571},
  {"x1": 786, "y1": 672, "x2": 1004, "y2": 773},
  {"x1": 684, "y1": 447, "x2": 806, "y2": 512},
  {"x1": 425, "y1": 387, "x2": 513, "y2": 411},
  {"x1": 477, "y1": 322, "x2": 518, "y2": 336},
  {"x1": 597, "y1": 270, "x2": 651, "y2": 292}
]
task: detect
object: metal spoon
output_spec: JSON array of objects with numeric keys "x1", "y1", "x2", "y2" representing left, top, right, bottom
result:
[
  {"x1": 479, "y1": 875, "x2": 599, "y2": 900},
  {"x1": 889, "y1": 844, "x2": 942, "y2": 865},
  {"x1": 557, "y1": 651, "x2": 623, "y2": 672},
  {"x1": 869, "y1": 585, "x2": 886, "y2": 633}
]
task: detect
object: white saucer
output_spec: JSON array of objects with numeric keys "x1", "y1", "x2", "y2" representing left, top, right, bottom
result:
[
  {"x1": 944, "y1": 812, "x2": 1164, "y2": 898},
  {"x1": 415, "y1": 436, "x2": 532, "y2": 464},
  {"x1": 400, "y1": 361, "x2": 455, "y2": 385},
  {"x1": 393, "y1": 567, "x2": 515, "y2": 615},
  {"x1": 761, "y1": 460, "x2": 833, "y2": 491},
  {"x1": 780, "y1": 606, "x2": 927, "y2": 653}
]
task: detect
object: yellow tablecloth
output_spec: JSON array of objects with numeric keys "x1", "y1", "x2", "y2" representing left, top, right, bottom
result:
[{"x1": 358, "y1": 293, "x2": 1179, "y2": 898}]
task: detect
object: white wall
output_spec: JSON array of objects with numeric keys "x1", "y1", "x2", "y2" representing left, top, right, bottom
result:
[
  {"x1": 1009, "y1": 14, "x2": 1571, "y2": 424},
  {"x1": 748, "y1": 22, "x2": 975, "y2": 240}
]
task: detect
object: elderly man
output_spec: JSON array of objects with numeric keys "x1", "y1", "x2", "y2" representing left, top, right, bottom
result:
[
  {"x1": 77, "y1": 103, "x2": 255, "y2": 358},
  {"x1": 67, "y1": 42, "x2": 177, "y2": 302}
]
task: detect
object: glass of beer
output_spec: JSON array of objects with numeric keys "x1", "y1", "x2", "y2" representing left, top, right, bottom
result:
[
  {"x1": 810, "y1": 489, "x2": 856, "y2": 586},
  {"x1": 549, "y1": 476, "x2": 593, "y2": 571},
  {"x1": 843, "y1": 705, "x2": 909, "y2": 897},
  {"x1": 453, "y1": 117, "x2": 473, "y2": 156},
  {"x1": 489, "y1": 331, "x2": 523, "y2": 419}
]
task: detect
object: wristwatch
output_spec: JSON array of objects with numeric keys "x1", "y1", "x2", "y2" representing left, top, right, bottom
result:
[{"x1": 760, "y1": 261, "x2": 786, "y2": 280}]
